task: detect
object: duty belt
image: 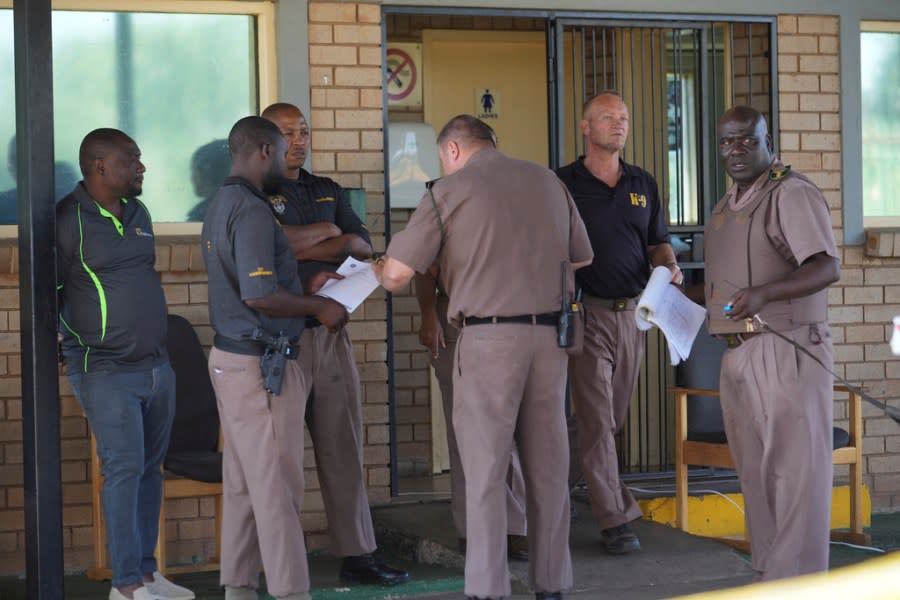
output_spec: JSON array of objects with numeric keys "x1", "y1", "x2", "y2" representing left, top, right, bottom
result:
[
  {"x1": 721, "y1": 331, "x2": 763, "y2": 348},
  {"x1": 214, "y1": 334, "x2": 300, "y2": 358},
  {"x1": 583, "y1": 294, "x2": 637, "y2": 311},
  {"x1": 463, "y1": 313, "x2": 558, "y2": 327}
]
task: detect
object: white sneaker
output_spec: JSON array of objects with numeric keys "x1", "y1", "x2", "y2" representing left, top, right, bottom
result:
[
  {"x1": 144, "y1": 572, "x2": 195, "y2": 600},
  {"x1": 109, "y1": 587, "x2": 157, "y2": 600},
  {"x1": 224, "y1": 586, "x2": 258, "y2": 600}
]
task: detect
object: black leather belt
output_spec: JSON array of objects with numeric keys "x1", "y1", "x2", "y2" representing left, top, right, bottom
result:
[
  {"x1": 463, "y1": 313, "x2": 558, "y2": 327},
  {"x1": 305, "y1": 317, "x2": 322, "y2": 329},
  {"x1": 722, "y1": 331, "x2": 763, "y2": 348},
  {"x1": 214, "y1": 334, "x2": 300, "y2": 358}
]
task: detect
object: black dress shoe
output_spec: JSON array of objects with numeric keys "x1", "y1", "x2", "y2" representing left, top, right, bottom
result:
[
  {"x1": 535, "y1": 593, "x2": 562, "y2": 600},
  {"x1": 507, "y1": 534, "x2": 528, "y2": 561},
  {"x1": 339, "y1": 553, "x2": 410, "y2": 586}
]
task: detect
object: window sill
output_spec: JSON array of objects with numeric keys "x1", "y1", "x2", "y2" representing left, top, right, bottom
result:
[{"x1": 865, "y1": 228, "x2": 900, "y2": 257}]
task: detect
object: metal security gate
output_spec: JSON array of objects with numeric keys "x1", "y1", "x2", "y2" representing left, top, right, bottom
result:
[{"x1": 548, "y1": 16, "x2": 776, "y2": 474}]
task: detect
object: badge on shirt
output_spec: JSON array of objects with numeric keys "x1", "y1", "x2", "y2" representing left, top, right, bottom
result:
[
  {"x1": 269, "y1": 195, "x2": 287, "y2": 214},
  {"x1": 316, "y1": 196, "x2": 335, "y2": 203},
  {"x1": 768, "y1": 165, "x2": 791, "y2": 182},
  {"x1": 134, "y1": 227, "x2": 153, "y2": 238}
]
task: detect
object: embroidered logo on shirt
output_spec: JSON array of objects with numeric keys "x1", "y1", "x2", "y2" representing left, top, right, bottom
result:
[
  {"x1": 316, "y1": 196, "x2": 335, "y2": 203},
  {"x1": 134, "y1": 227, "x2": 153, "y2": 238},
  {"x1": 269, "y1": 195, "x2": 287, "y2": 214},
  {"x1": 629, "y1": 193, "x2": 647, "y2": 208},
  {"x1": 248, "y1": 267, "x2": 274, "y2": 277}
]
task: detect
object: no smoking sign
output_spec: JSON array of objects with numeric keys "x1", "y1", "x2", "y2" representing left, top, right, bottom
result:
[{"x1": 386, "y1": 44, "x2": 422, "y2": 107}]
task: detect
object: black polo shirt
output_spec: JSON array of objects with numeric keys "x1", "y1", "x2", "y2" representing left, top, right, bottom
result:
[
  {"x1": 269, "y1": 169, "x2": 371, "y2": 283},
  {"x1": 556, "y1": 157, "x2": 669, "y2": 298},
  {"x1": 56, "y1": 183, "x2": 168, "y2": 375},
  {"x1": 201, "y1": 176, "x2": 304, "y2": 351}
]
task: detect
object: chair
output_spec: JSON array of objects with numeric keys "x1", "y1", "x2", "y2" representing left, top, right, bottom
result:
[
  {"x1": 672, "y1": 384, "x2": 869, "y2": 552},
  {"x1": 88, "y1": 314, "x2": 223, "y2": 579}
]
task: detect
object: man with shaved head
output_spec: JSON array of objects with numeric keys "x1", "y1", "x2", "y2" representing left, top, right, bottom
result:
[
  {"x1": 57, "y1": 129, "x2": 194, "y2": 600},
  {"x1": 260, "y1": 103, "x2": 408, "y2": 586},
  {"x1": 703, "y1": 106, "x2": 839, "y2": 580},
  {"x1": 203, "y1": 116, "x2": 349, "y2": 600},
  {"x1": 556, "y1": 91, "x2": 681, "y2": 556}
]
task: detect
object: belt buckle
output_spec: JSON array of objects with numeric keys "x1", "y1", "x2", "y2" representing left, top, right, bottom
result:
[
  {"x1": 726, "y1": 333, "x2": 743, "y2": 348},
  {"x1": 614, "y1": 299, "x2": 627, "y2": 311}
]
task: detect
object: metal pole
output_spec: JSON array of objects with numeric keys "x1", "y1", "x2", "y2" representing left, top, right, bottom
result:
[{"x1": 13, "y1": 0, "x2": 64, "y2": 597}]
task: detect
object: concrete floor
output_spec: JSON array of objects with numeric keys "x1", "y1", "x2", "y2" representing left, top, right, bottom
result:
[{"x1": 2, "y1": 475, "x2": 897, "y2": 599}]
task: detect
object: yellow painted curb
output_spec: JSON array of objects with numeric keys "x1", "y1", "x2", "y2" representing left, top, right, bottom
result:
[{"x1": 638, "y1": 485, "x2": 871, "y2": 538}]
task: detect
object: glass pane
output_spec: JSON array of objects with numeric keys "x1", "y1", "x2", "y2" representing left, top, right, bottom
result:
[
  {"x1": 861, "y1": 31, "x2": 900, "y2": 218},
  {"x1": 0, "y1": 9, "x2": 257, "y2": 224}
]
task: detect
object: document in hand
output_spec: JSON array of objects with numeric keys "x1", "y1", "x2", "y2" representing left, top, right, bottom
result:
[
  {"x1": 315, "y1": 257, "x2": 380, "y2": 313},
  {"x1": 635, "y1": 266, "x2": 707, "y2": 365}
]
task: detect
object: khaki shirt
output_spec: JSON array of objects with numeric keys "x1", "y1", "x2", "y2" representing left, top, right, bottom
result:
[
  {"x1": 388, "y1": 147, "x2": 593, "y2": 327},
  {"x1": 704, "y1": 161, "x2": 838, "y2": 334}
]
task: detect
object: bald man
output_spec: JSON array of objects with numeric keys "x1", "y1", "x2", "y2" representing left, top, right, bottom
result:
[
  {"x1": 57, "y1": 129, "x2": 194, "y2": 600},
  {"x1": 261, "y1": 103, "x2": 408, "y2": 586}
]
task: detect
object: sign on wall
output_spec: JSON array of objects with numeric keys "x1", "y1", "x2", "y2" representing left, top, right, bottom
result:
[
  {"x1": 474, "y1": 87, "x2": 500, "y2": 120},
  {"x1": 386, "y1": 43, "x2": 422, "y2": 107}
]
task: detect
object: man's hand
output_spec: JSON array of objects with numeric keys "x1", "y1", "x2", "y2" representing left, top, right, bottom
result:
[
  {"x1": 314, "y1": 297, "x2": 350, "y2": 332},
  {"x1": 306, "y1": 270, "x2": 343, "y2": 294},
  {"x1": 665, "y1": 263, "x2": 684, "y2": 286},
  {"x1": 418, "y1": 309, "x2": 445, "y2": 358},
  {"x1": 724, "y1": 286, "x2": 769, "y2": 321}
]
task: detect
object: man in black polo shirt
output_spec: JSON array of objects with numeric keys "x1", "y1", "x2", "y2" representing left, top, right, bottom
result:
[
  {"x1": 260, "y1": 102, "x2": 408, "y2": 586},
  {"x1": 202, "y1": 116, "x2": 348, "y2": 600},
  {"x1": 556, "y1": 92, "x2": 682, "y2": 555},
  {"x1": 57, "y1": 129, "x2": 194, "y2": 600}
]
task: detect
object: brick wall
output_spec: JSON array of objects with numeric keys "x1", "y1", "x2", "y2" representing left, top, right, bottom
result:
[{"x1": 779, "y1": 15, "x2": 900, "y2": 511}]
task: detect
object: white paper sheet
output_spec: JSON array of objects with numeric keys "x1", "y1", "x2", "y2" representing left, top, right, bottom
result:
[
  {"x1": 635, "y1": 266, "x2": 707, "y2": 365},
  {"x1": 314, "y1": 257, "x2": 379, "y2": 313}
]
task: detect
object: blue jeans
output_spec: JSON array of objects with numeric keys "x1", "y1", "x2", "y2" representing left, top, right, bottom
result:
[{"x1": 69, "y1": 363, "x2": 175, "y2": 588}]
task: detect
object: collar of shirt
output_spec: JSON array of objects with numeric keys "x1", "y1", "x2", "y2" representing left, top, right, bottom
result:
[
  {"x1": 725, "y1": 157, "x2": 780, "y2": 211},
  {"x1": 572, "y1": 156, "x2": 638, "y2": 187},
  {"x1": 223, "y1": 175, "x2": 271, "y2": 204},
  {"x1": 72, "y1": 181, "x2": 134, "y2": 219}
]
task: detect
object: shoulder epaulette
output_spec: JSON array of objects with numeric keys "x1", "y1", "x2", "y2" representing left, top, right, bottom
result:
[{"x1": 768, "y1": 164, "x2": 792, "y2": 182}]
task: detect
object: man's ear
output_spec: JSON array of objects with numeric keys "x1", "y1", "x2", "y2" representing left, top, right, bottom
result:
[
  {"x1": 765, "y1": 133, "x2": 773, "y2": 153},
  {"x1": 259, "y1": 141, "x2": 272, "y2": 160},
  {"x1": 94, "y1": 158, "x2": 105, "y2": 176}
]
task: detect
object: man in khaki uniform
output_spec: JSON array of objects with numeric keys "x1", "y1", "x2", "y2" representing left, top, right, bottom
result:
[
  {"x1": 703, "y1": 106, "x2": 840, "y2": 580},
  {"x1": 376, "y1": 115, "x2": 593, "y2": 600},
  {"x1": 415, "y1": 267, "x2": 528, "y2": 559},
  {"x1": 261, "y1": 102, "x2": 408, "y2": 585}
]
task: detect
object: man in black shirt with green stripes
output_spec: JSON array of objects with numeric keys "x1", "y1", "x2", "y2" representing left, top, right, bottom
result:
[{"x1": 57, "y1": 128, "x2": 194, "y2": 600}]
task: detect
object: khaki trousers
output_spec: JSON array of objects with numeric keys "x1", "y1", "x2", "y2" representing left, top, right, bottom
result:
[
  {"x1": 209, "y1": 348, "x2": 310, "y2": 597},
  {"x1": 299, "y1": 326, "x2": 376, "y2": 557},
  {"x1": 568, "y1": 298, "x2": 644, "y2": 530},
  {"x1": 719, "y1": 323, "x2": 833, "y2": 581},
  {"x1": 455, "y1": 323, "x2": 572, "y2": 598},
  {"x1": 433, "y1": 295, "x2": 527, "y2": 539}
]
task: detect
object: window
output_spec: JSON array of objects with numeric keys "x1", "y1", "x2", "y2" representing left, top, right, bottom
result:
[
  {"x1": 0, "y1": 1, "x2": 275, "y2": 227},
  {"x1": 861, "y1": 22, "x2": 900, "y2": 222}
]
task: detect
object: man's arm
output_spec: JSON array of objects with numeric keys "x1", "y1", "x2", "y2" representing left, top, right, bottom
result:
[
  {"x1": 414, "y1": 270, "x2": 445, "y2": 358},
  {"x1": 724, "y1": 252, "x2": 839, "y2": 321},
  {"x1": 648, "y1": 242, "x2": 684, "y2": 285},
  {"x1": 244, "y1": 288, "x2": 349, "y2": 332},
  {"x1": 294, "y1": 232, "x2": 373, "y2": 263},
  {"x1": 281, "y1": 222, "x2": 342, "y2": 260},
  {"x1": 374, "y1": 256, "x2": 416, "y2": 292}
]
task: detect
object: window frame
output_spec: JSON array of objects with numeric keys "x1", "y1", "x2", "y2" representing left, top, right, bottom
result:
[
  {"x1": 860, "y1": 19, "x2": 900, "y2": 228},
  {"x1": 0, "y1": 0, "x2": 277, "y2": 236}
]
